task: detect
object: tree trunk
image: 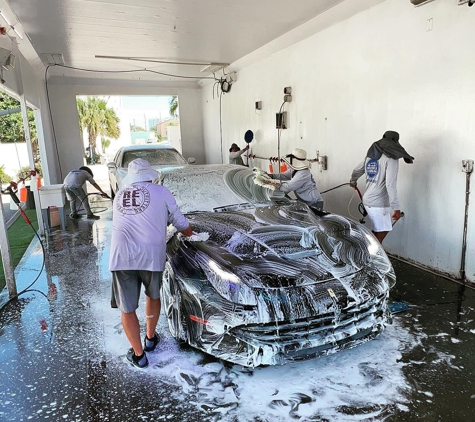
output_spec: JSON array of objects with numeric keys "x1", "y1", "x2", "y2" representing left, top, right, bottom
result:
[{"x1": 88, "y1": 130, "x2": 96, "y2": 164}]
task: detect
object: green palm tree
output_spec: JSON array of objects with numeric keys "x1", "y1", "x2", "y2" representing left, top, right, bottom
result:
[
  {"x1": 76, "y1": 97, "x2": 120, "y2": 163},
  {"x1": 169, "y1": 95, "x2": 178, "y2": 117}
]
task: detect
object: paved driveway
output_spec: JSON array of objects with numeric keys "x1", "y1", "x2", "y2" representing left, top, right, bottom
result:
[{"x1": 1, "y1": 193, "x2": 17, "y2": 227}]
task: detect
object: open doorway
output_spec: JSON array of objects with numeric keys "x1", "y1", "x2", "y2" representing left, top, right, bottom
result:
[{"x1": 75, "y1": 95, "x2": 181, "y2": 165}]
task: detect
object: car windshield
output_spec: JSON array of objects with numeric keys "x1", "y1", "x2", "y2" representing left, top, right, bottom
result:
[
  {"x1": 122, "y1": 149, "x2": 187, "y2": 167},
  {"x1": 158, "y1": 165, "x2": 276, "y2": 213}
]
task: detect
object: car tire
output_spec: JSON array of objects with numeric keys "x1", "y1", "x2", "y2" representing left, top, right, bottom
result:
[
  {"x1": 162, "y1": 263, "x2": 186, "y2": 342},
  {"x1": 110, "y1": 184, "x2": 115, "y2": 200}
]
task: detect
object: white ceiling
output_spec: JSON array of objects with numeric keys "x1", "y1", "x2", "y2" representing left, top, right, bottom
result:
[{"x1": 5, "y1": 0, "x2": 346, "y2": 81}]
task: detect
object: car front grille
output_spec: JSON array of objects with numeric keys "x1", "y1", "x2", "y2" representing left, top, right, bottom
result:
[{"x1": 230, "y1": 293, "x2": 389, "y2": 351}]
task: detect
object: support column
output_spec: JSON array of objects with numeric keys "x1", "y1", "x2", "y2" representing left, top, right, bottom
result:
[
  {"x1": 0, "y1": 196, "x2": 16, "y2": 297},
  {"x1": 12, "y1": 42, "x2": 45, "y2": 235}
]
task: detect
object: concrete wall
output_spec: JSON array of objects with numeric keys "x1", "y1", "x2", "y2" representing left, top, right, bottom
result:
[{"x1": 201, "y1": 0, "x2": 475, "y2": 282}]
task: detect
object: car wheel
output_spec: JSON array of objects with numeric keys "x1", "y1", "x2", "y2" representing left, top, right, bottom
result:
[
  {"x1": 162, "y1": 263, "x2": 186, "y2": 342},
  {"x1": 110, "y1": 184, "x2": 115, "y2": 200}
]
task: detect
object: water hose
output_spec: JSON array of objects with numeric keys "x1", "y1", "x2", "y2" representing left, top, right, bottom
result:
[
  {"x1": 320, "y1": 182, "x2": 367, "y2": 222},
  {"x1": 0, "y1": 183, "x2": 47, "y2": 312}
]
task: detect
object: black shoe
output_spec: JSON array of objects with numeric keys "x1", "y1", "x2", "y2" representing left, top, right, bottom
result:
[
  {"x1": 69, "y1": 213, "x2": 80, "y2": 220},
  {"x1": 126, "y1": 348, "x2": 149, "y2": 368},
  {"x1": 143, "y1": 333, "x2": 160, "y2": 352},
  {"x1": 86, "y1": 214, "x2": 100, "y2": 220}
]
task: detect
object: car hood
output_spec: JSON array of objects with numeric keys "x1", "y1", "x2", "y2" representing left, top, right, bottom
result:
[{"x1": 171, "y1": 202, "x2": 394, "y2": 292}]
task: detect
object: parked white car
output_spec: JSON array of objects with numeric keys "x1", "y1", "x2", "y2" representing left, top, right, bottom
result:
[{"x1": 107, "y1": 144, "x2": 195, "y2": 198}]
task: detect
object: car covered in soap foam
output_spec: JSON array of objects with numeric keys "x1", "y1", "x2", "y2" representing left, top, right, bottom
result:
[
  {"x1": 158, "y1": 164, "x2": 395, "y2": 367},
  {"x1": 107, "y1": 144, "x2": 195, "y2": 197}
]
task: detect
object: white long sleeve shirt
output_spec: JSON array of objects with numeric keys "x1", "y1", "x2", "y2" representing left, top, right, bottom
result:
[
  {"x1": 350, "y1": 155, "x2": 400, "y2": 209},
  {"x1": 109, "y1": 182, "x2": 190, "y2": 272},
  {"x1": 229, "y1": 150, "x2": 246, "y2": 165},
  {"x1": 273, "y1": 169, "x2": 323, "y2": 206}
]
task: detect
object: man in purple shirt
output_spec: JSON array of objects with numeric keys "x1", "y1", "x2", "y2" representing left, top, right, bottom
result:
[{"x1": 109, "y1": 158, "x2": 192, "y2": 368}]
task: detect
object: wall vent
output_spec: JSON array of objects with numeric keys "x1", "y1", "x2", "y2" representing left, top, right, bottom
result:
[{"x1": 40, "y1": 53, "x2": 64, "y2": 66}]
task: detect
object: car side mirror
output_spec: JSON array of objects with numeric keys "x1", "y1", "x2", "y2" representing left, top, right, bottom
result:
[
  {"x1": 107, "y1": 162, "x2": 117, "y2": 170},
  {"x1": 187, "y1": 157, "x2": 196, "y2": 164}
]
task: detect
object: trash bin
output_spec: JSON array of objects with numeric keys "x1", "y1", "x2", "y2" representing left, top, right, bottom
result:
[{"x1": 25, "y1": 186, "x2": 35, "y2": 210}]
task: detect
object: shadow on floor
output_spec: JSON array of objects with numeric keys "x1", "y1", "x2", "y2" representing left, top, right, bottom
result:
[{"x1": 1, "y1": 206, "x2": 474, "y2": 421}]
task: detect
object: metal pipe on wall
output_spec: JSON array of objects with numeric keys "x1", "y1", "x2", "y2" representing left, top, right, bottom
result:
[
  {"x1": 455, "y1": 159, "x2": 473, "y2": 335},
  {"x1": 460, "y1": 159, "x2": 473, "y2": 282}
]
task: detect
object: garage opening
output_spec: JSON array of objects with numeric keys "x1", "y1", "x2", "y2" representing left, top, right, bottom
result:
[{"x1": 75, "y1": 95, "x2": 181, "y2": 165}]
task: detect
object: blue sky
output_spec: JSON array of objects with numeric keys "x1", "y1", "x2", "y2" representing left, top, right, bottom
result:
[
  {"x1": 117, "y1": 95, "x2": 175, "y2": 128},
  {"x1": 121, "y1": 96, "x2": 171, "y2": 113}
]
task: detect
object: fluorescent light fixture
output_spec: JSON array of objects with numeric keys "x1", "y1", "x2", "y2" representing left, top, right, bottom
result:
[
  {"x1": 200, "y1": 63, "x2": 228, "y2": 73},
  {"x1": 0, "y1": 11, "x2": 23, "y2": 40},
  {"x1": 95, "y1": 55, "x2": 228, "y2": 72},
  {"x1": 11, "y1": 26, "x2": 23, "y2": 40},
  {"x1": 0, "y1": 11, "x2": 11, "y2": 26}
]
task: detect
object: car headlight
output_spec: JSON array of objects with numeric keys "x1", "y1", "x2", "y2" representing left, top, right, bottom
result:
[
  {"x1": 204, "y1": 260, "x2": 257, "y2": 306},
  {"x1": 364, "y1": 233, "x2": 381, "y2": 256}
]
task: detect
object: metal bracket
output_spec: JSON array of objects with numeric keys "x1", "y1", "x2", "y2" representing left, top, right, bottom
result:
[{"x1": 462, "y1": 159, "x2": 474, "y2": 173}]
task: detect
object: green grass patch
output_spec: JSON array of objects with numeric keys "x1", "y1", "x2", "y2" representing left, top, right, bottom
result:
[{"x1": 0, "y1": 209, "x2": 39, "y2": 291}]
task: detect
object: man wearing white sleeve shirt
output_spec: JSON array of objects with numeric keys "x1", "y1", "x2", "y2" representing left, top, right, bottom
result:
[
  {"x1": 109, "y1": 158, "x2": 192, "y2": 368},
  {"x1": 229, "y1": 143, "x2": 250, "y2": 166},
  {"x1": 63, "y1": 166, "x2": 110, "y2": 220},
  {"x1": 270, "y1": 148, "x2": 324, "y2": 210},
  {"x1": 350, "y1": 131, "x2": 414, "y2": 244}
]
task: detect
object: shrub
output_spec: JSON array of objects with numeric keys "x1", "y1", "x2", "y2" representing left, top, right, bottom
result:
[
  {"x1": 0, "y1": 165, "x2": 12, "y2": 183},
  {"x1": 16, "y1": 163, "x2": 43, "y2": 181}
]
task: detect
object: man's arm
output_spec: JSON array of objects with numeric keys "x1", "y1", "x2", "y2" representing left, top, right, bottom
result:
[
  {"x1": 350, "y1": 160, "x2": 365, "y2": 187},
  {"x1": 229, "y1": 145, "x2": 250, "y2": 159},
  {"x1": 269, "y1": 168, "x2": 292, "y2": 180},
  {"x1": 180, "y1": 224, "x2": 193, "y2": 237},
  {"x1": 92, "y1": 182, "x2": 111, "y2": 199},
  {"x1": 279, "y1": 171, "x2": 305, "y2": 193},
  {"x1": 386, "y1": 158, "x2": 400, "y2": 219}
]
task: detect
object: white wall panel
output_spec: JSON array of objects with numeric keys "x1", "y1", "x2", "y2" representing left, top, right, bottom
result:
[{"x1": 201, "y1": 0, "x2": 475, "y2": 282}]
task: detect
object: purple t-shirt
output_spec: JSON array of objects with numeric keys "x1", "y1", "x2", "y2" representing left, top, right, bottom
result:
[{"x1": 109, "y1": 182, "x2": 189, "y2": 271}]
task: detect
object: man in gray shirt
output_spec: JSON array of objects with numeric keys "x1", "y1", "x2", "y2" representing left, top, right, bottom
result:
[
  {"x1": 350, "y1": 131, "x2": 414, "y2": 243},
  {"x1": 270, "y1": 148, "x2": 324, "y2": 210},
  {"x1": 229, "y1": 143, "x2": 250, "y2": 166},
  {"x1": 63, "y1": 166, "x2": 109, "y2": 220}
]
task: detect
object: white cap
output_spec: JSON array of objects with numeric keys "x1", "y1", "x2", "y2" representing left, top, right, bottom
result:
[
  {"x1": 283, "y1": 148, "x2": 310, "y2": 170},
  {"x1": 122, "y1": 158, "x2": 159, "y2": 185}
]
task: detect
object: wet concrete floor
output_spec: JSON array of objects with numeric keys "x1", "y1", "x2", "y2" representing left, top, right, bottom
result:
[{"x1": 1, "y1": 204, "x2": 475, "y2": 421}]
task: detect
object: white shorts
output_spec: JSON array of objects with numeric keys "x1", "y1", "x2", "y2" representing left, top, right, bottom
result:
[{"x1": 365, "y1": 206, "x2": 392, "y2": 232}]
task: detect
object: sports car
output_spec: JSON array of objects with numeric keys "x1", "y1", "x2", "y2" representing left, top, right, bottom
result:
[{"x1": 159, "y1": 164, "x2": 395, "y2": 367}]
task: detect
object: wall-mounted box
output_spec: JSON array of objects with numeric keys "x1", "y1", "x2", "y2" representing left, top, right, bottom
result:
[
  {"x1": 255, "y1": 101, "x2": 262, "y2": 110},
  {"x1": 276, "y1": 112, "x2": 287, "y2": 129}
]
